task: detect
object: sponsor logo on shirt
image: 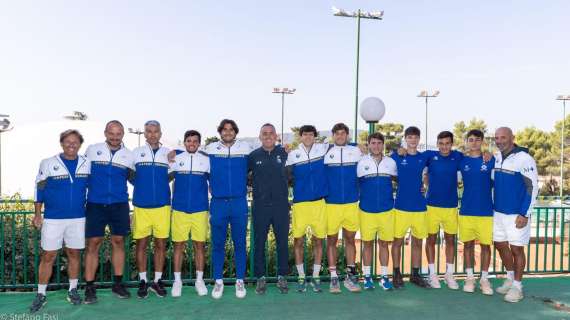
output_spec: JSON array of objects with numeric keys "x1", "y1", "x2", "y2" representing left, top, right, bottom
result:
[{"x1": 522, "y1": 167, "x2": 534, "y2": 173}]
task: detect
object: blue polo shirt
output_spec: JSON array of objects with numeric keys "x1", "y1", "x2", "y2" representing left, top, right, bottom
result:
[
  {"x1": 391, "y1": 151, "x2": 428, "y2": 212},
  {"x1": 459, "y1": 155, "x2": 495, "y2": 216},
  {"x1": 425, "y1": 150, "x2": 463, "y2": 208}
]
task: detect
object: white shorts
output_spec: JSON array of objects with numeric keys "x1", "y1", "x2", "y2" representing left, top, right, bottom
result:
[
  {"x1": 492, "y1": 212, "x2": 530, "y2": 246},
  {"x1": 41, "y1": 218, "x2": 86, "y2": 251}
]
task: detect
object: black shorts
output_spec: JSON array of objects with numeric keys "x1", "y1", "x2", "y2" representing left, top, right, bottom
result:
[{"x1": 85, "y1": 202, "x2": 130, "y2": 237}]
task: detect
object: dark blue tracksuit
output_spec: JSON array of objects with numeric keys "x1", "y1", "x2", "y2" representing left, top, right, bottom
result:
[{"x1": 248, "y1": 146, "x2": 290, "y2": 278}]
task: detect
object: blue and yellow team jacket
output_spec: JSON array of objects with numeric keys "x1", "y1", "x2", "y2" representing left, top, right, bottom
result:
[
  {"x1": 34, "y1": 154, "x2": 91, "y2": 219},
  {"x1": 205, "y1": 140, "x2": 252, "y2": 199},
  {"x1": 132, "y1": 144, "x2": 171, "y2": 208},
  {"x1": 357, "y1": 154, "x2": 397, "y2": 213},
  {"x1": 286, "y1": 143, "x2": 329, "y2": 203},
  {"x1": 493, "y1": 146, "x2": 538, "y2": 217},
  {"x1": 170, "y1": 150, "x2": 210, "y2": 213},
  {"x1": 85, "y1": 142, "x2": 134, "y2": 205},
  {"x1": 324, "y1": 144, "x2": 362, "y2": 204}
]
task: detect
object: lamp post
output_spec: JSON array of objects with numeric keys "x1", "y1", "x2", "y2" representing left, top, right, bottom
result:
[
  {"x1": 417, "y1": 90, "x2": 440, "y2": 150},
  {"x1": 128, "y1": 128, "x2": 144, "y2": 147},
  {"x1": 557, "y1": 94, "x2": 570, "y2": 201},
  {"x1": 333, "y1": 6, "x2": 384, "y2": 142},
  {"x1": 0, "y1": 114, "x2": 14, "y2": 197},
  {"x1": 272, "y1": 87, "x2": 296, "y2": 144}
]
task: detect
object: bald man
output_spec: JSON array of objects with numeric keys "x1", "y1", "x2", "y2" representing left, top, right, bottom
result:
[
  {"x1": 84, "y1": 120, "x2": 134, "y2": 303},
  {"x1": 492, "y1": 127, "x2": 538, "y2": 303}
]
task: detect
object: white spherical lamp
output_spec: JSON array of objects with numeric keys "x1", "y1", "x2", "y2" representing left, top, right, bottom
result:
[{"x1": 360, "y1": 97, "x2": 386, "y2": 123}]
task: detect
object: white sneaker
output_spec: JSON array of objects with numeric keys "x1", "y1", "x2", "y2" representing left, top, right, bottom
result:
[
  {"x1": 504, "y1": 286, "x2": 524, "y2": 303},
  {"x1": 235, "y1": 281, "x2": 247, "y2": 299},
  {"x1": 496, "y1": 279, "x2": 513, "y2": 295},
  {"x1": 195, "y1": 280, "x2": 208, "y2": 296},
  {"x1": 479, "y1": 278, "x2": 493, "y2": 296},
  {"x1": 171, "y1": 281, "x2": 183, "y2": 297},
  {"x1": 463, "y1": 277, "x2": 475, "y2": 293},
  {"x1": 428, "y1": 274, "x2": 441, "y2": 289},
  {"x1": 444, "y1": 273, "x2": 459, "y2": 290},
  {"x1": 212, "y1": 282, "x2": 224, "y2": 299}
]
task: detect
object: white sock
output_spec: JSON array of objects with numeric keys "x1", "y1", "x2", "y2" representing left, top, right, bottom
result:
[
  {"x1": 174, "y1": 272, "x2": 181, "y2": 282},
  {"x1": 506, "y1": 270, "x2": 514, "y2": 281},
  {"x1": 69, "y1": 279, "x2": 78, "y2": 291},
  {"x1": 139, "y1": 272, "x2": 147, "y2": 282},
  {"x1": 296, "y1": 264, "x2": 305, "y2": 278},
  {"x1": 363, "y1": 266, "x2": 371, "y2": 277},
  {"x1": 215, "y1": 279, "x2": 223, "y2": 285},
  {"x1": 312, "y1": 264, "x2": 321, "y2": 278},
  {"x1": 196, "y1": 271, "x2": 204, "y2": 281},
  {"x1": 446, "y1": 263, "x2": 454, "y2": 275},
  {"x1": 513, "y1": 280, "x2": 522, "y2": 289},
  {"x1": 330, "y1": 268, "x2": 338, "y2": 278},
  {"x1": 236, "y1": 279, "x2": 244, "y2": 284},
  {"x1": 481, "y1": 271, "x2": 489, "y2": 280},
  {"x1": 466, "y1": 268, "x2": 474, "y2": 278},
  {"x1": 380, "y1": 266, "x2": 388, "y2": 277},
  {"x1": 428, "y1": 264, "x2": 435, "y2": 275},
  {"x1": 154, "y1": 272, "x2": 162, "y2": 283},
  {"x1": 38, "y1": 284, "x2": 47, "y2": 295}
]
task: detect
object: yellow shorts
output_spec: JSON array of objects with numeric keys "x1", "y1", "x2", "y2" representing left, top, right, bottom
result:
[
  {"x1": 459, "y1": 215, "x2": 493, "y2": 245},
  {"x1": 393, "y1": 210, "x2": 427, "y2": 239},
  {"x1": 326, "y1": 202, "x2": 360, "y2": 235},
  {"x1": 171, "y1": 210, "x2": 209, "y2": 242},
  {"x1": 132, "y1": 206, "x2": 171, "y2": 239},
  {"x1": 292, "y1": 199, "x2": 327, "y2": 239},
  {"x1": 427, "y1": 206, "x2": 458, "y2": 235},
  {"x1": 359, "y1": 209, "x2": 394, "y2": 242}
]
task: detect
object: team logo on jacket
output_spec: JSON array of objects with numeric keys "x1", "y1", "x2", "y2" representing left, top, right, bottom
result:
[
  {"x1": 256, "y1": 161, "x2": 262, "y2": 165},
  {"x1": 433, "y1": 156, "x2": 438, "y2": 160},
  {"x1": 140, "y1": 153, "x2": 145, "y2": 157},
  {"x1": 365, "y1": 166, "x2": 370, "y2": 171},
  {"x1": 481, "y1": 164, "x2": 488, "y2": 171},
  {"x1": 463, "y1": 165, "x2": 470, "y2": 172},
  {"x1": 276, "y1": 155, "x2": 282, "y2": 163},
  {"x1": 330, "y1": 154, "x2": 334, "y2": 159},
  {"x1": 97, "y1": 150, "x2": 102, "y2": 155},
  {"x1": 217, "y1": 146, "x2": 221, "y2": 150},
  {"x1": 402, "y1": 159, "x2": 407, "y2": 165},
  {"x1": 53, "y1": 165, "x2": 59, "y2": 171},
  {"x1": 296, "y1": 154, "x2": 300, "y2": 159},
  {"x1": 179, "y1": 162, "x2": 184, "y2": 166}
]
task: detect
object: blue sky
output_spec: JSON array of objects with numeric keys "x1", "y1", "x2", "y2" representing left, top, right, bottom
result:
[{"x1": 1, "y1": 0, "x2": 569, "y2": 146}]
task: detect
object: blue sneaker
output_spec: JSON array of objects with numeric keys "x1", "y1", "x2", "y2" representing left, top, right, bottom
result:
[
  {"x1": 379, "y1": 276, "x2": 394, "y2": 291},
  {"x1": 364, "y1": 276, "x2": 375, "y2": 290}
]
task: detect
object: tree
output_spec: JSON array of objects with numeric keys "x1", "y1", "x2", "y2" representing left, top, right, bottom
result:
[
  {"x1": 452, "y1": 118, "x2": 488, "y2": 151},
  {"x1": 204, "y1": 136, "x2": 219, "y2": 146},
  {"x1": 358, "y1": 122, "x2": 404, "y2": 154},
  {"x1": 541, "y1": 114, "x2": 570, "y2": 195}
]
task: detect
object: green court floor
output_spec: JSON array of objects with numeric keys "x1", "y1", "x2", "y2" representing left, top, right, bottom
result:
[{"x1": 1, "y1": 276, "x2": 569, "y2": 320}]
